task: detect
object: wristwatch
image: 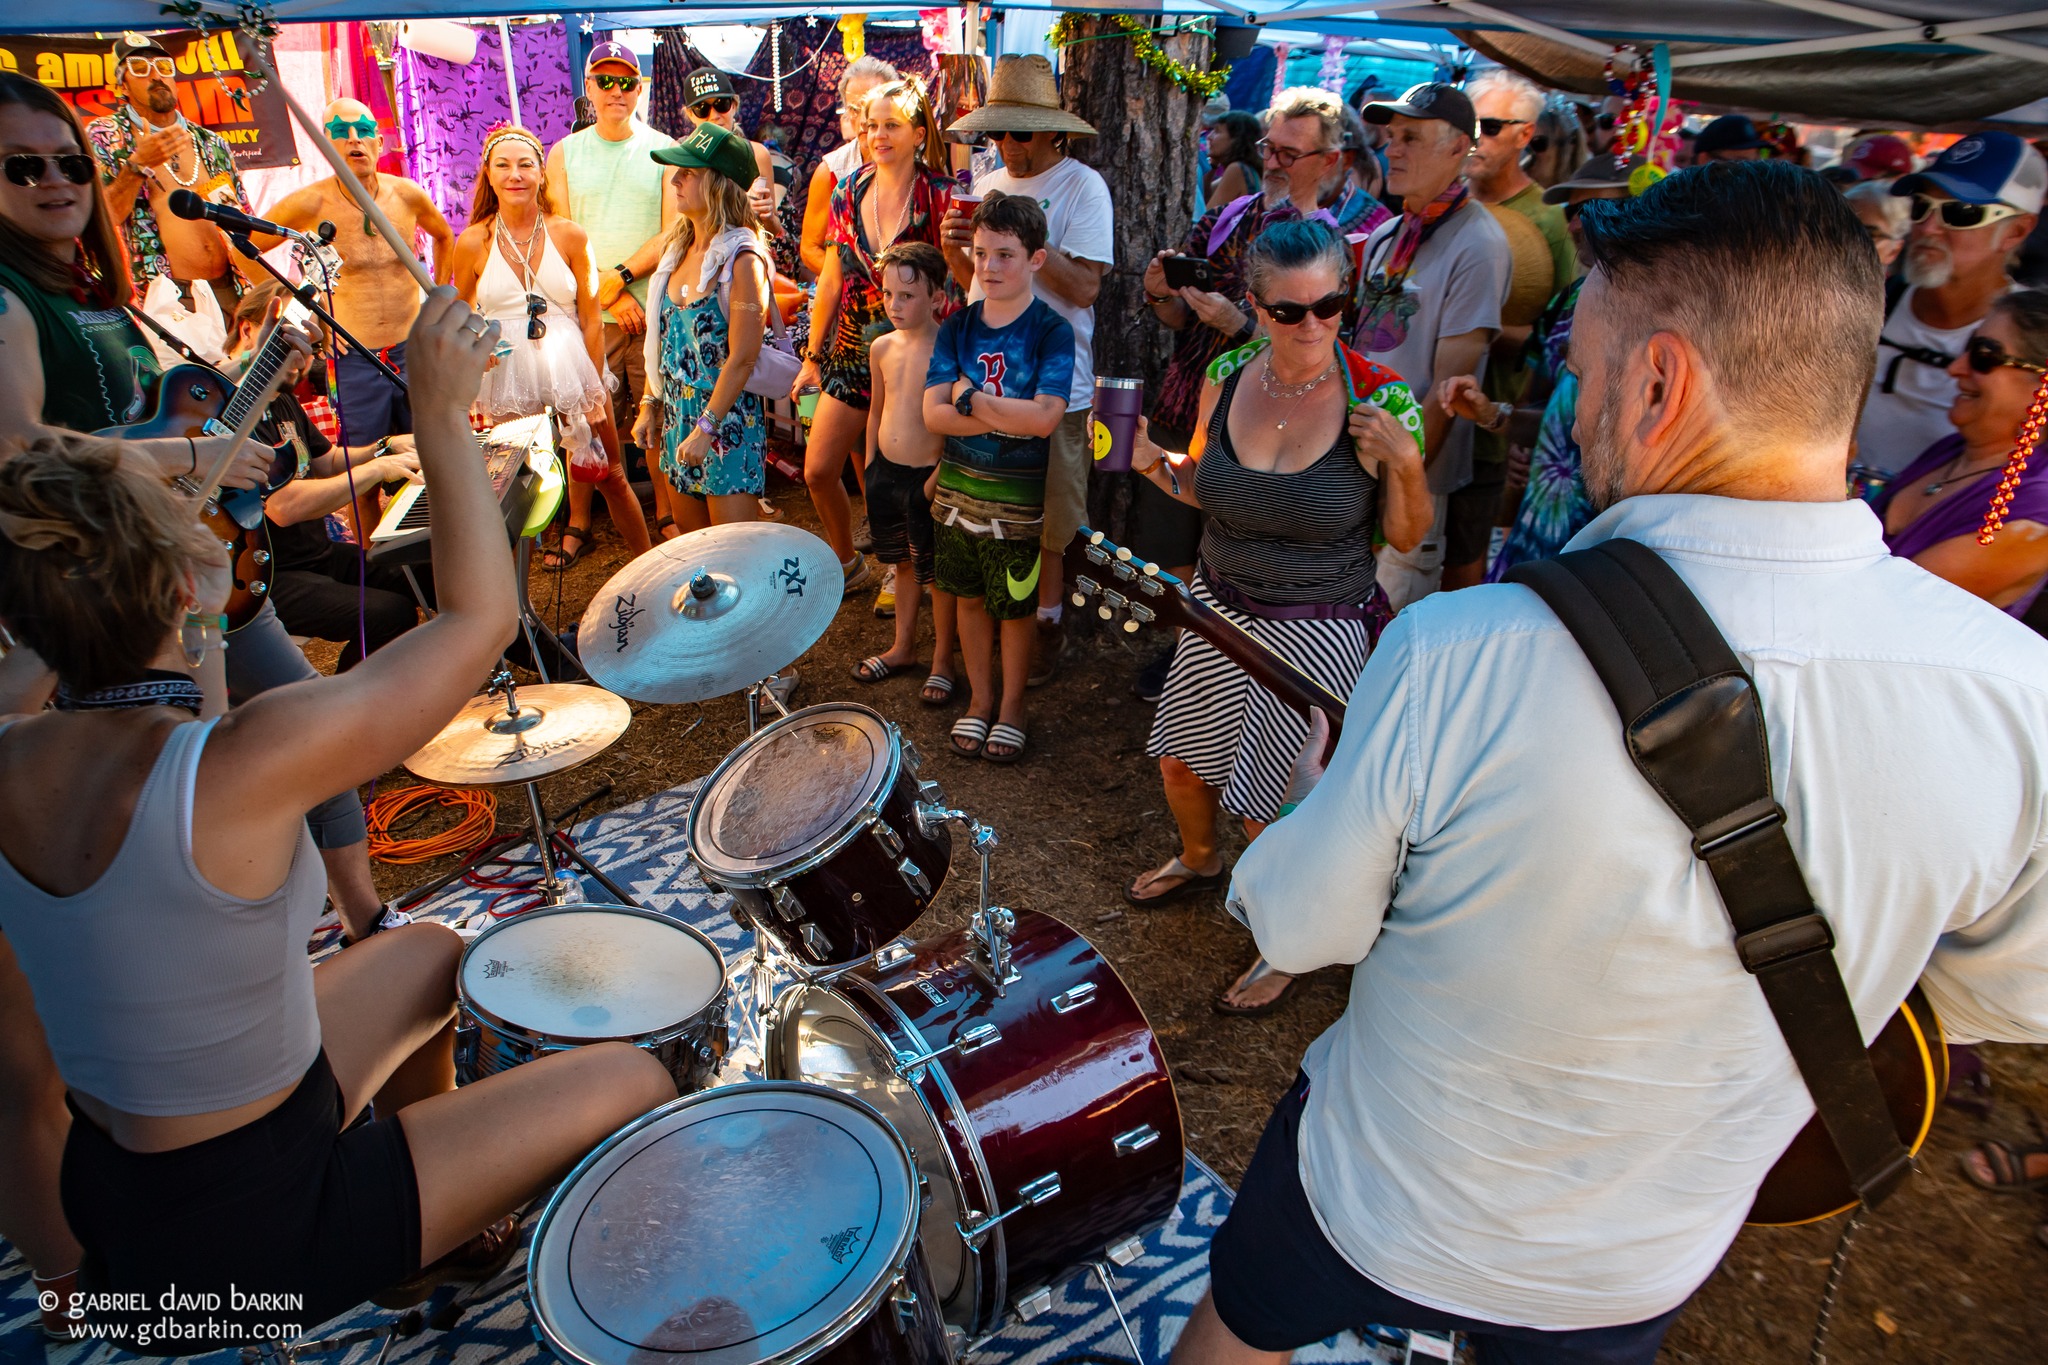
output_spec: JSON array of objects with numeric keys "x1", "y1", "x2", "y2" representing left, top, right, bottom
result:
[
  {"x1": 955, "y1": 387, "x2": 977, "y2": 418},
  {"x1": 613, "y1": 263, "x2": 636, "y2": 286}
]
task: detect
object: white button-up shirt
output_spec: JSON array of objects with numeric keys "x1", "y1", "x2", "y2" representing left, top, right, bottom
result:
[{"x1": 1229, "y1": 493, "x2": 2048, "y2": 1330}]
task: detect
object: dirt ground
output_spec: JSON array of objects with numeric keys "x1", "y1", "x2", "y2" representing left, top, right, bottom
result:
[{"x1": 339, "y1": 468, "x2": 2046, "y2": 1365}]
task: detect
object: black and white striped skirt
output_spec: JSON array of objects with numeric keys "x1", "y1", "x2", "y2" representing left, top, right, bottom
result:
[{"x1": 1145, "y1": 571, "x2": 1376, "y2": 824}]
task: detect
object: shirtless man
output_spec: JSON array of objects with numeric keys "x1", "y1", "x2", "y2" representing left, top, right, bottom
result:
[
  {"x1": 86, "y1": 34, "x2": 248, "y2": 319},
  {"x1": 257, "y1": 99, "x2": 454, "y2": 444}
]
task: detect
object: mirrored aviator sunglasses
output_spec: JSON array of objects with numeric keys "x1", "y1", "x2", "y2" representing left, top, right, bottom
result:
[
  {"x1": 592, "y1": 73, "x2": 640, "y2": 93},
  {"x1": 1258, "y1": 291, "x2": 1347, "y2": 326},
  {"x1": 4, "y1": 153, "x2": 96, "y2": 188}
]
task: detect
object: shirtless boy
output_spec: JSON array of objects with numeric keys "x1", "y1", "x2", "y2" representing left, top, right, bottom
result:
[
  {"x1": 852, "y1": 242, "x2": 957, "y2": 703},
  {"x1": 258, "y1": 99, "x2": 454, "y2": 442}
]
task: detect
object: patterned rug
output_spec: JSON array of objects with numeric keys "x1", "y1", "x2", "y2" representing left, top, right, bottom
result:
[{"x1": 0, "y1": 781, "x2": 1415, "y2": 1365}]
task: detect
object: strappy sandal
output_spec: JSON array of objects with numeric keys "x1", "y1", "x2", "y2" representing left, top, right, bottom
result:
[
  {"x1": 950, "y1": 716, "x2": 991, "y2": 757},
  {"x1": 1123, "y1": 855, "x2": 1226, "y2": 907},
  {"x1": 1960, "y1": 1138, "x2": 2048, "y2": 1193},
  {"x1": 543, "y1": 523, "x2": 592, "y2": 569},
  {"x1": 982, "y1": 721, "x2": 1027, "y2": 764},
  {"x1": 921, "y1": 673, "x2": 957, "y2": 706},
  {"x1": 654, "y1": 514, "x2": 678, "y2": 541},
  {"x1": 1213, "y1": 956, "x2": 1300, "y2": 1017},
  {"x1": 372, "y1": 1214, "x2": 522, "y2": 1308},
  {"x1": 853, "y1": 655, "x2": 911, "y2": 684}
]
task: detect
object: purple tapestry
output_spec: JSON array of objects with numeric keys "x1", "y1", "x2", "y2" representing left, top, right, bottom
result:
[{"x1": 395, "y1": 21, "x2": 574, "y2": 235}]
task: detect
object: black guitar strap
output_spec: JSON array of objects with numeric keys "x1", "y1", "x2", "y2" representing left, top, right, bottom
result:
[
  {"x1": 1507, "y1": 539, "x2": 1914, "y2": 1210},
  {"x1": 127, "y1": 303, "x2": 211, "y2": 367}
]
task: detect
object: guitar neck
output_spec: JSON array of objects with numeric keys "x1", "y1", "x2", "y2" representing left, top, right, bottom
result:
[
  {"x1": 1177, "y1": 591, "x2": 1349, "y2": 733},
  {"x1": 218, "y1": 330, "x2": 295, "y2": 432}
]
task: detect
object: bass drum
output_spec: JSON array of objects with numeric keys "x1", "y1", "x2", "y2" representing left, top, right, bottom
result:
[
  {"x1": 767, "y1": 910, "x2": 1183, "y2": 1337},
  {"x1": 529, "y1": 1082, "x2": 952, "y2": 1365}
]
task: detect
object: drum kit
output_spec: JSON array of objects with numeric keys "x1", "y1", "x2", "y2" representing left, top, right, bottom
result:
[{"x1": 399, "y1": 523, "x2": 1185, "y2": 1365}]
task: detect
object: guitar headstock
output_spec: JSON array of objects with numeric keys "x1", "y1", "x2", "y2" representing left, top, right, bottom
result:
[{"x1": 1062, "y1": 527, "x2": 1191, "y2": 636}]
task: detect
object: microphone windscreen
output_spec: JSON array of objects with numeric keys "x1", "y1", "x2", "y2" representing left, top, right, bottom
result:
[{"x1": 166, "y1": 188, "x2": 204, "y2": 221}]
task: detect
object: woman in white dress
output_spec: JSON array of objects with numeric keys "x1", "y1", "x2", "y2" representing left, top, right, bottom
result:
[{"x1": 450, "y1": 125, "x2": 650, "y2": 567}]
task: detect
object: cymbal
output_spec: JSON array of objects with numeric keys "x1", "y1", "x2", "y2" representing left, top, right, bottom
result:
[
  {"x1": 577, "y1": 523, "x2": 842, "y2": 704},
  {"x1": 406, "y1": 684, "x2": 631, "y2": 787}
]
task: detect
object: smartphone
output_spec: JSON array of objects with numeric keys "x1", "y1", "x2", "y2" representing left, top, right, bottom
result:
[{"x1": 1162, "y1": 255, "x2": 1217, "y2": 293}]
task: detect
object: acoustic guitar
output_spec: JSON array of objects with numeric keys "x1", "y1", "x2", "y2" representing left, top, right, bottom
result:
[{"x1": 1064, "y1": 526, "x2": 1947, "y2": 1225}]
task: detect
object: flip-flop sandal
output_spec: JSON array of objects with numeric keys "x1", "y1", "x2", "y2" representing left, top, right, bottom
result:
[
  {"x1": 982, "y1": 722, "x2": 1028, "y2": 764},
  {"x1": 1122, "y1": 855, "x2": 1227, "y2": 908},
  {"x1": 921, "y1": 674, "x2": 958, "y2": 706},
  {"x1": 1213, "y1": 956, "x2": 1299, "y2": 1017},
  {"x1": 950, "y1": 716, "x2": 990, "y2": 757},
  {"x1": 1960, "y1": 1139, "x2": 2048, "y2": 1193},
  {"x1": 852, "y1": 655, "x2": 910, "y2": 684},
  {"x1": 543, "y1": 524, "x2": 592, "y2": 570}
]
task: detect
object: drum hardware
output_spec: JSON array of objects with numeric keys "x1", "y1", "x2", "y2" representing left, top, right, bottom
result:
[
  {"x1": 913, "y1": 804, "x2": 1017, "y2": 994},
  {"x1": 1084, "y1": 1258, "x2": 1148, "y2": 1365},
  {"x1": 893, "y1": 1022, "x2": 1002, "y2": 1081},
  {"x1": 1113, "y1": 1124, "x2": 1164, "y2": 1156},
  {"x1": 1051, "y1": 982, "x2": 1098, "y2": 1013},
  {"x1": 958, "y1": 1171, "x2": 1063, "y2": 1250}
]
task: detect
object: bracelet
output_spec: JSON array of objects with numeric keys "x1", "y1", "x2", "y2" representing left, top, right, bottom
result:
[
  {"x1": 694, "y1": 413, "x2": 720, "y2": 441},
  {"x1": 1483, "y1": 401, "x2": 1512, "y2": 433},
  {"x1": 639, "y1": 395, "x2": 662, "y2": 408},
  {"x1": 184, "y1": 436, "x2": 197, "y2": 477},
  {"x1": 1276, "y1": 801, "x2": 1299, "y2": 820}
]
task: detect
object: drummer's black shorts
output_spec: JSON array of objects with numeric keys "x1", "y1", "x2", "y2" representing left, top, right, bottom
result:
[
  {"x1": 1207, "y1": 1072, "x2": 1686, "y2": 1364},
  {"x1": 59, "y1": 1050, "x2": 421, "y2": 1353}
]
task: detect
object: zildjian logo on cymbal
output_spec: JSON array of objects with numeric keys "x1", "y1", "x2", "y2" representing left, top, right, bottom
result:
[{"x1": 610, "y1": 592, "x2": 646, "y2": 651}]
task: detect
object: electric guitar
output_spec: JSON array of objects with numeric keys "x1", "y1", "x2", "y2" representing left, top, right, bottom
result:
[{"x1": 1066, "y1": 526, "x2": 1947, "y2": 1226}]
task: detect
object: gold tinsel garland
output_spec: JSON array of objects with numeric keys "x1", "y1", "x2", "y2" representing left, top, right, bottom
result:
[{"x1": 1050, "y1": 14, "x2": 1228, "y2": 101}]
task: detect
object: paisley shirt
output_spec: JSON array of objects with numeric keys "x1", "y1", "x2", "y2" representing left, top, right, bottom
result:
[{"x1": 85, "y1": 106, "x2": 249, "y2": 289}]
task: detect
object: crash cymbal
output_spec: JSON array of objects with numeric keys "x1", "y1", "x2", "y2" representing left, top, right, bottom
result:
[
  {"x1": 406, "y1": 684, "x2": 631, "y2": 787},
  {"x1": 577, "y1": 523, "x2": 842, "y2": 704}
]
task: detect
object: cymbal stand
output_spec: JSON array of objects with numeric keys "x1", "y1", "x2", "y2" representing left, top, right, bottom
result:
[
  {"x1": 744, "y1": 675, "x2": 793, "y2": 735},
  {"x1": 915, "y1": 803, "x2": 1016, "y2": 994}
]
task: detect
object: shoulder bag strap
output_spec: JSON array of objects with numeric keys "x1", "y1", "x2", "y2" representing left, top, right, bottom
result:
[{"x1": 1506, "y1": 538, "x2": 1915, "y2": 1210}]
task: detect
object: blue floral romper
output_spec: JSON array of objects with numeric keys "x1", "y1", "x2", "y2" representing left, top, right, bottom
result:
[{"x1": 657, "y1": 288, "x2": 766, "y2": 499}]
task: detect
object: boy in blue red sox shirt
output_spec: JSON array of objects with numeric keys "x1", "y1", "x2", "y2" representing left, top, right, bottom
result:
[{"x1": 922, "y1": 194, "x2": 1074, "y2": 763}]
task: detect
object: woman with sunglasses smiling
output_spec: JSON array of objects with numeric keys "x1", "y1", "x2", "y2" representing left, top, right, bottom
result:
[
  {"x1": 448, "y1": 126, "x2": 647, "y2": 569},
  {"x1": 1123, "y1": 220, "x2": 1431, "y2": 1017},
  {"x1": 1870, "y1": 289, "x2": 2048, "y2": 616}
]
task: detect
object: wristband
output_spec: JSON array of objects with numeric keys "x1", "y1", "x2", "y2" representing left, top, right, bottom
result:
[
  {"x1": 1276, "y1": 801, "x2": 1299, "y2": 820},
  {"x1": 613, "y1": 263, "x2": 636, "y2": 286},
  {"x1": 694, "y1": 413, "x2": 720, "y2": 441}
]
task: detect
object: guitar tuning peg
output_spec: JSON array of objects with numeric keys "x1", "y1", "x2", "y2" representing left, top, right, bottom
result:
[
  {"x1": 1121, "y1": 618, "x2": 1140, "y2": 634},
  {"x1": 1069, "y1": 590, "x2": 1086, "y2": 609},
  {"x1": 1141, "y1": 561, "x2": 1160, "y2": 576},
  {"x1": 1098, "y1": 603, "x2": 1114, "y2": 621},
  {"x1": 1115, "y1": 547, "x2": 1133, "y2": 563},
  {"x1": 1088, "y1": 530, "x2": 1106, "y2": 546}
]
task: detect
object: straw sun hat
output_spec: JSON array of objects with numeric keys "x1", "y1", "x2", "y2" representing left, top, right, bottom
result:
[
  {"x1": 946, "y1": 55, "x2": 1097, "y2": 140},
  {"x1": 1483, "y1": 203, "x2": 1557, "y2": 328}
]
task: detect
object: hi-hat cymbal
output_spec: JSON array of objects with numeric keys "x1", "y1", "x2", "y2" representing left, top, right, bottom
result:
[
  {"x1": 406, "y1": 684, "x2": 631, "y2": 787},
  {"x1": 577, "y1": 523, "x2": 842, "y2": 704}
]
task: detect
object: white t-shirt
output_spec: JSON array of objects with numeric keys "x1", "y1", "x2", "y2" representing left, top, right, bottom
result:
[
  {"x1": 968, "y1": 156, "x2": 1114, "y2": 409},
  {"x1": 820, "y1": 139, "x2": 862, "y2": 185},
  {"x1": 1854, "y1": 286, "x2": 1983, "y2": 477}
]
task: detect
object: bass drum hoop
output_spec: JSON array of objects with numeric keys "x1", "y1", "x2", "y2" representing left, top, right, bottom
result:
[
  {"x1": 458, "y1": 904, "x2": 730, "y2": 1050},
  {"x1": 527, "y1": 1083, "x2": 925, "y2": 1365},
  {"x1": 688, "y1": 704, "x2": 905, "y2": 890},
  {"x1": 766, "y1": 970, "x2": 1005, "y2": 1334}
]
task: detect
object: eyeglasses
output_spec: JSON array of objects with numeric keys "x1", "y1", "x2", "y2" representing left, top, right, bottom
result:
[
  {"x1": 690, "y1": 97, "x2": 735, "y2": 118},
  {"x1": 3, "y1": 153, "x2": 96, "y2": 188},
  {"x1": 989, "y1": 130, "x2": 1037, "y2": 143},
  {"x1": 1964, "y1": 336, "x2": 2046, "y2": 375},
  {"x1": 124, "y1": 56, "x2": 176, "y2": 80},
  {"x1": 1477, "y1": 117, "x2": 1529, "y2": 138},
  {"x1": 591, "y1": 73, "x2": 641, "y2": 93},
  {"x1": 324, "y1": 118, "x2": 379, "y2": 141},
  {"x1": 526, "y1": 294, "x2": 548, "y2": 342},
  {"x1": 1256, "y1": 137, "x2": 1331, "y2": 169},
  {"x1": 1908, "y1": 194, "x2": 2023, "y2": 231},
  {"x1": 1256, "y1": 291, "x2": 1347, "y2": 326}
]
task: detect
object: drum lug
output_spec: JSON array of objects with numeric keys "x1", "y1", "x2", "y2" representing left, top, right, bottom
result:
[
  {"x1": 1113, "y1": 1124, "x2": 1162, "y2": 1157},
  {"x1": 800, "y1": 923, "x2": 833, "y2": 958},
  {"x1": 901, "y1": 738, "x2": 925, "y2": 775},
  {"x1": 1051, "y1": 981, "x2": 1097, "y2": 1013},
  {"x1": 770, "y1": 883, "x2": 802, "y2": 922},
  {"x1": 1011, "y1": 1287, "x2": 1054, "y2": 1321},
  {"x1": 958, "y1": 1171, "x2": 1062, "y2": 1250},
  {"x1": 873, "y1": 818, "x2": 906, "y2": 858},
  {"x1": 887, "y1": 1273, "x2": 921, "y2": 1335},
  {"x1": 916, "y1": 778, "x2": 947, "y2": 808},
  {"x1": 1106, "y1": 1235, "x2": 1147, "y2": 1267},
  {"x1": 894, "y1": 1022, "x2": 1001, "y2": 1080},
  {"x1": 872, "y1": 939, "x2": 914, "y2": 970},
  {"x1": 896, "y1": 856, "x2": 931, "y2": 899}
]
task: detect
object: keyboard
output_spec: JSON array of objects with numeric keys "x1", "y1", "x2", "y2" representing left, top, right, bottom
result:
[{"x1": 367, "y1": 414, "x2": 550, "y2": 566}]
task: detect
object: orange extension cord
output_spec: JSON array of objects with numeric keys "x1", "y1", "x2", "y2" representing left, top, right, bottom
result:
[{"x1": 366, "y1": 785, "x2": 498, "y2": 864}]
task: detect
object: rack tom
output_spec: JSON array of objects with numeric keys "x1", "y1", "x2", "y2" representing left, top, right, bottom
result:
[
  {"x1": 689, "y1": 704, "x2": 949, "y2": 966},
  {"x1": 456, "y1": 904, "x2": 728, "y2": 1092}
]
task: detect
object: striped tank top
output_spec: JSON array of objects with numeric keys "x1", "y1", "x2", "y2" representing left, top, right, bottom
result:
[{"x1": 1195, "y1": 369, "x2": 1380, "y2": 606}]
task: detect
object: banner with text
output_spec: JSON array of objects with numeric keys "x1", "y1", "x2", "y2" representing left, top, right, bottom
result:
[{"x1": 0, "y1": 30, "x2": 296, "y2": 171}]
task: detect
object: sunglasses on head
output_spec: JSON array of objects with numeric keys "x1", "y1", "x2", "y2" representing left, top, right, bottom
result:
[
  {"x1": 1256, "y1": 137, "x2": 1329, "y2": 169},
  {"x1": 325, "y1": 118, "x2": 378, "y2": 141},
  {"x1": 691, "y1": 96, "x2": 735, "y2": 118},
  {"x1": 125, "y1": 55, "x2": 176, "y2": 80},
  {"x1": 1965, "y1": 335, "x2": 2046, "y2": 375},
  {"x1": 1257, "y1": 291, "x2": 1347, "y2": 326},
  {"x1": 1909, "y1": 194, "x2": 2021, "y2": 231},
  {"x1": 525, "y1": 294, "x2": 548, "y2": 342},
  {"x1": 591, "y1": 73, "x2": 641, "y2": 93},
  {"x1": 4, "y1": 153, "x2": 96, "y2": 188},
  {"x1": 1478, "y1": 117, "x2": 1529, "y2": 138}
]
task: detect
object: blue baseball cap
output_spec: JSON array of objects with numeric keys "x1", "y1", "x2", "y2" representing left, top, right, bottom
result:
[{"x1": 1891, "y1": 131, "x2": 2045, "y2": 214}]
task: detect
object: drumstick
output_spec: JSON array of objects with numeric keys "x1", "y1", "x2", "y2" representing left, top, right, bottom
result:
[
  {"x1": 190, "y1": 362, "x2": 293, "y2": 507},
  {"x1": 254, "y1": 53, "x2": 436, "y2": 295}
]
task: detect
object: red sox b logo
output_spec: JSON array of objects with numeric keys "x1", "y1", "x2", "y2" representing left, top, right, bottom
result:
[{"x1": 976, "y1": 352, "x2": 1007, "y2": 397}]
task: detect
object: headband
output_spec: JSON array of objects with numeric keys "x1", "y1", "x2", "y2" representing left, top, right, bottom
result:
[{"x1": 482, "y1": 125, "x2": 545, "y2": 162}]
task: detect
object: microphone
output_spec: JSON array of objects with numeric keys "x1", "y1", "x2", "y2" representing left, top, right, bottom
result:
[{"x1": 166, "y1": 188, "x2": 306, "y2": 242}]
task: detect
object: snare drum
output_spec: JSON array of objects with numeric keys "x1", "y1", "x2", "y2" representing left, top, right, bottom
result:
[
  {"x1": 530, "y1": 1082, "x2": 952, "y2": 1365},
  {"x1": 457, "y1": 904, "x2": 729, "y2": 1092},
  {"x1": 767, "y1": 910, "x2": 1184, "y2": 1336},
  {"x1": 689, "y1": 704, "x2": 951, "y2": 966}
]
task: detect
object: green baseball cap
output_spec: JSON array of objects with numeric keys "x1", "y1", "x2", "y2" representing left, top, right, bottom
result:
[{"x1": 652, "y1": 121, "x2": 758, "y2": 192}]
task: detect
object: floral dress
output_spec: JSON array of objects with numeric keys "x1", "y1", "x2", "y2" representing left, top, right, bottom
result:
[
  {"x1": 819, "y1": 164, "x2": 956, "y2": 407},
  {"x1": 657, "y1": 288, "x2": 766, "y2": 499}
]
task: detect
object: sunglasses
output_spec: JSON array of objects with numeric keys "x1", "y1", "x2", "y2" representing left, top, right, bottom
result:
[
  {"x1": 1908, "y1": 194, "x2": 2022, "y2": 231},
  {"x1": 325, "y1": 118, "x2": 378, "y2": 141},
  {"x1": 125, "y1": 56, "x2": 176, "y2": 80},
  {"x1": 690, "y1": 97, "x2": 735, "y2": 118},
  {"x1": 1478, "y1": 117, "x2": 1529, "y2": 138},
  {"x1": 591, "y1": 73, "x2": 641, "y2": 93},
  {"x1": 526, "y1": 294, "x2": 548, "y2": 342},
  {"x1": 1257, "y1": 137, "x2": 1330, "y2": 169},
  {"x1": 989, "y1": 129, "x2": 1037, "y2": 143},
  {"x1": 1964, "y1": 336, "x2": 2046, "y2": 375},
  {"x1": 1257, "y1": 291, "x2": 1347, "y2": 326},
  {"x1": 4, "y1": 153, "x2": 96, "y2": 188}
]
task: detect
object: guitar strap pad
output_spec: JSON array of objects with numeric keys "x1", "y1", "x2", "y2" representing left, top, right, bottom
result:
[{"x1": 1507, "y1": 539, "x2": 1914, "y2": 1210}]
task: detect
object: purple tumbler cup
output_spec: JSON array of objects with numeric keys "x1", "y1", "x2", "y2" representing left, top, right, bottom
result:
[{"x1": 1092, "y1": 377, "x2": 1144, "y2": 473}]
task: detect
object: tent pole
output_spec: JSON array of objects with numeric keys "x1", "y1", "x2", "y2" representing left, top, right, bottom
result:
[
  {"x1": 498, "y1": 19, "x2": 522, "y2": 126},
  {"x1": 1753, "y1": 0, "x2": 2048, "y2": 65},
  {"x1": 1670, "y1": 10, "x2": 2048, "y2": 67}
]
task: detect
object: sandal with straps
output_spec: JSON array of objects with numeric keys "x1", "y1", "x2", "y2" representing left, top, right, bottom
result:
[
  {"x1": 1960, "y1": 1138, "x2": 2048, "y2": 1193},
  {"x1": 543, "y1": 523, "x2": 592, "y2": 570},
  {"x1": 1213, "y1": 956, "x2": 1300, "y2": 1017},
  {"x1": 921, "y1": 673, "x2": 958, "y2": 706},
  {"x1": 1123, "y1": 855, "x2": 1227, "y2": 908},
  {"x1": 982, "y1": 721, "x2": 1028, "y2": 764},
  {"x1": 950, "y1": 716, "x2": 990, "y2": 757}
]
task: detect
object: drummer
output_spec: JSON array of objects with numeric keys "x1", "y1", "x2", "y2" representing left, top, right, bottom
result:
[{"x1": 0, "y1": 290, "x2": 676, "y2": 1338}]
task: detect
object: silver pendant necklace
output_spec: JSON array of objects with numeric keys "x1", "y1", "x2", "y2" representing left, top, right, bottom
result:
[
  {"x1": 1924, "y1": 451, "x2": 2005, "y2": 497},
  {"x1": 1260, "y1": 355, "x2": 1337, "y2": 430}
]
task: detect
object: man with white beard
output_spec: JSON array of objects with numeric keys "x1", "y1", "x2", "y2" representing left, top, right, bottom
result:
[{"x1": 1853, "y1": 132, "x2": 2042, "y2": 479}]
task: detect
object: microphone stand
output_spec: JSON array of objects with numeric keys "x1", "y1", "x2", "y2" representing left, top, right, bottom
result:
[{"x1": 229, "y1": 232, "x2": 406, "y2": 394}]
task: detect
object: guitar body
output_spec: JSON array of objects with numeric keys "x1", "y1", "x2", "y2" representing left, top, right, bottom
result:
[{"x1": 1748, "y1": 987, "x2": 1946, "y2": 1226}]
